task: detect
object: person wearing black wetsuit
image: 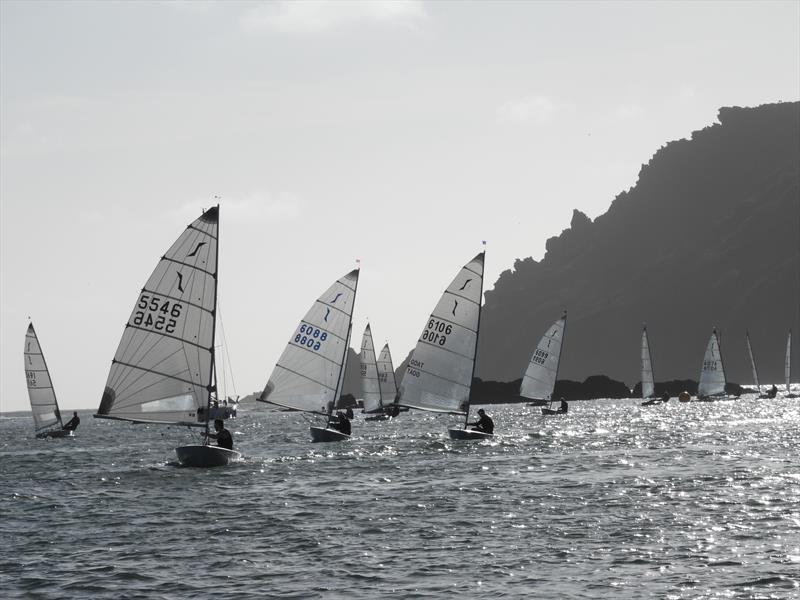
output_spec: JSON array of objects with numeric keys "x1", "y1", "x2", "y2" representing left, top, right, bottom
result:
[
  {"x1": 331, "y1": 411, "x2": 351, "y2": 435},
  {"x1": 467, "y1": 409, "x2": 494, "y2": 434},
  {"x1": 62, "y1": 411, "x2": 80, "y2": 431},
  {"x1": 205, "y1": 419, "x2": 233, "y2": 450}
]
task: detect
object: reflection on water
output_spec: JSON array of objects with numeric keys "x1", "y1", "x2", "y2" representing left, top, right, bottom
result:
[{"x1": 2, "y1": 395, "x2": 800, "y2": 599}]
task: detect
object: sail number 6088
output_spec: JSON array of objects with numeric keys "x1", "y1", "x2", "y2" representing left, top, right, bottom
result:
[{"x1": 294, "y1": 324, "x2": 327, "y2": 351}]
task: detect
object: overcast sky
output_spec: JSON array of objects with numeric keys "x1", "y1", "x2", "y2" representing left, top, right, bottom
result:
[{"x1": 2, "y1": 0, "x2": 799, "y2": 413}]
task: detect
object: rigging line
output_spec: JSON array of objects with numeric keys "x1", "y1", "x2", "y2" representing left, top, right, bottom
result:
[{"x1": 217, "y1": 298, "x2": 237, "y2": 396}]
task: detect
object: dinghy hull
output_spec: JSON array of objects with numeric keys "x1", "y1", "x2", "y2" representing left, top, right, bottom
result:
[
  {"x1": 310, "y1": 426, "x2": 350, "y2": 443},
  {"x1": 541, "y1": 408, "x2": 567, "y2": 415},
  {"x1": 448, "y1": 428, "x2": 493, "y2": 440},
  {"x1": 36, "y1": 429, "x2": 74, "y2": 439},
  {"x1": 175, "y1": 445, "x2": 240, "y2": 467}
]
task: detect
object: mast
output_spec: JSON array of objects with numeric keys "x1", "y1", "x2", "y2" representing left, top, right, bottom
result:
[
  {"x1": 327, "y1": 268, "x2": 359, "y2": 427},
  {"x1": 205, "y1": 204, "x2": 221, "y2": 443},
  {"x1": 787, "y1": 329, "x2": 793, "y2": 393},
  {"x1": 553, "y1": 310, "x2": 567, "y2": 401},
  {"x1": 745, "y1": 330, "x2": 760, "y2": 393},
  {"x1": 463, "y1": 250, "x2": 486, "y2": 429}
]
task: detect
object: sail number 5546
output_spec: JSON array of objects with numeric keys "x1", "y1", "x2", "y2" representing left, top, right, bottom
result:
[
  {"x1": 133, "y1": 294, "x2": 183, "y2": 333},
  {"x1": 422, "y1": 319, "x2": 452, "y2": 346}
]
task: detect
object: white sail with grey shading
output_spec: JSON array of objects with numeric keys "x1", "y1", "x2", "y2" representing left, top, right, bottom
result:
[
  {"x1": 520, "y1": 313, "x2": 567, "y2": 404},
  {"x1": 640, "y1": 325, "x2": 655, "y2": 399},
  {"x1": 377, "y1": 343, "x2": 399, "y2": 407},
  {"x1": 360, "y1": 324, "x2": 383, "y2": 414},
  {"x1": 95, "y1": 206, "x2": 239, "y2": 467},
  {"x1": 398, "y1": 253, "x2": 484, "y2": 417},
  {"x1": 260, "y1": 269, "x2": 359, "y2": 442},
  {"x1": 745, "y1": 330, "x2": 761, "y2": 394},
  {"x1": 786, "y1": 329, "x2": 798, "y2": 398},
  {"x1": 697, "y1": 329, "x2": 727, "y2": 399},
  {"x1": 24, "y1": 323, "x2": 69, "y2": 438}
]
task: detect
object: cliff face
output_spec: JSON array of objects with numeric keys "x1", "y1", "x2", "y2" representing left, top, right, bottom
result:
[{"x1": 477, "y1": 102, "x2": 800, "y2": 387}]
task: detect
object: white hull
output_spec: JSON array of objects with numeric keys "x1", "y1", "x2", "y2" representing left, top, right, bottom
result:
[
  {"x1": 448, "y1": 427, "x2": 493, "y2": 440},
  {"x1": 310, "y1": 426, "x2": 350, "y2": 443},
  {"x1": 175, "y1": 444, "x2": 240, "y2": 467}
]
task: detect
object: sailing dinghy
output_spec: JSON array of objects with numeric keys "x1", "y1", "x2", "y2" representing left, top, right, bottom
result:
[
  {"x1": 95, "y1": 206, "x2": 240, "y2": 467},
  {"x1": 745, "y1": 330, "x2": 771, "y2": 398},
  {"x1": 640, "y1": 325, "x2": 666, "y2": 406},
  {"x1": 24, "y1": 323, "x2": 72, "y2": 438},
  {"x1": 519, "y1": 312, "x2": 566, "y2": 409},
  {"x1": 785, "y1": 329, "x2": 798, "y2": 398},
  {"x1": 397, "y1": 252, "x2": 489, "y2": 440},
  {"x1": 697, "y1": 328, "x2": 728, "y2": 401},
  {"x1": 360, "y1": 324, "x2": 388, "y2": 420},
  {"x1": 377, "y1": 342, "x2": 401, "y2": 416},
  {"x1": 259, "y1": 270, "x2": 360, "y2": 442}
]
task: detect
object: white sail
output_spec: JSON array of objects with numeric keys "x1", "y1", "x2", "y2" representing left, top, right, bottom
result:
[
  {"x1": 786, "y1": 329, "x2": 792, "y2": 393},
  {"x1": 698, "y1": 329, "x2": 726, "y2": 398},
  {"x1": 520, "y1": 313, "x2": 567, "y2": 401},
  {"x1": 745, "y1": 330, "x2": 761, "y2": 392},
  {"x1": 260, "y1": 270, "x2": 359, "y2": 414},
  {"x1": 640, "y1": 325, "x2": 655, "y2": 399},
  {"x1": 96, "y1": 207, "x2": 219, "y2": 426},
  {"x1": 360, "y1": 324, "x2": 383, "y2": 413},
  {"x1": 398, "y1": 253, "x2": 484, "y2": 414},
  {"x1": 24, "y1": 323, "x2": 64, "y2": 435},
  {"x1": 377, "y1": 343, "x2": 398, "y2": 406}
]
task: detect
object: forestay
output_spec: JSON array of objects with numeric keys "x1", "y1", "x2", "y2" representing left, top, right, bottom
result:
[
  {"x1": 24, "y1": 323, "x2": 64, "y2": 434},
  {"x1": 261, "y1": 270, "x2": 359, "y2": 414},
  {"x1": 520, "y1": 313, "x2": 567, "y2": 402},
  {"x1": 96, "y1": 207, "x2": 219, "y2": 426},
  {"x1": 640, "y1": 325, "x2": 655, "y2": 399},
  {"x1": 360, "y1": 324, "x2": 383, "y2": 413},
  {"x1": 377, "y1": 343, "x2": 398, "y2": 405},
  {"x1": 698, "y1": 329, "x2": 726, "y2": 398},
  {"x1": 398, "y1": 253, "x2": 484, "y2": 414},
  {"x1": 745, "y1": 331, "x2": 761, "y2": 392}
]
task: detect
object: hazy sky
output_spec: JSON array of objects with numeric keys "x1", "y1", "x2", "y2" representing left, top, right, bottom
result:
[{"x1": 2, "y1": 1, "x2": 799, "y2": 413}]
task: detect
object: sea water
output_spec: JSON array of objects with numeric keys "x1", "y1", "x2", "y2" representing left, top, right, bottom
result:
[{"x1": 1, "y1": 397, "x2": 799, "y2": 599}]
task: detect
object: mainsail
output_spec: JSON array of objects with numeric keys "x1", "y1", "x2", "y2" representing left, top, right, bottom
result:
[
  {"x1": 377, "y1": 343, "x2": 399, "y2": 406},
  {"x1": 786, "y1": 329, "x2": 793, "y2": 393},
  {"x1": 398, "y1": 253, "x2": 484, "y2": 414},
  {"x1": 698, "y1": 329, "x2": 726, "y2": 398},
  {"x1": 520, "y1": 313, "x2": 567, "y2": 402},
  {"x1": 24, "y1": 323, "x2": 64, "y2": 435},
  {"x1": 96, "y1": 207, "x2": 219, "y2": 426},
  {"x1": 360, "y1": 324, "x2": 383, "y2": 413},
  {"x1": 745, "y1": 330, "x2": 761, "y2": 392},
  {"x1": 260, "y1": 270, "x2": 359, "y2": 414},
  {"x1": 640, "y1": 325, "x2": 655, "y2": 399}
]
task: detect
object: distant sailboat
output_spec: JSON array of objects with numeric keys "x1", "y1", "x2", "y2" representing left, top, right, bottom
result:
[
  {"x1": 95, "y1": 206, "x2": 240, "y2": 467},
  {"x1": 377, "y1": 343, "x2": 400, "y2": 414},
  {"x1": 697, "y1": 328, "x2": 728, "y2": 401},
  {"x1": 259, "y1": 270, "x2": 360, "y2": 442},
  {"x1": 520, "y1": 312, "x2": 566, "y2": 409},
  {"x1": 24, "y1": 323, "x2": 71, "y2": 438},
  {"x1": 360, "y1": 324, "x2": 384, "y2": 415},
  {"x1": 745, "y1": 330, "x2": 761, "y2": 395},
  {"x1": 640, "y1": 325, "x2": 667, "y2": 406},
  {"x1": 397, "y1": 252, "x2": 488, "y2": 440},
  {"x1": 786, "y1": 329, "x2": 798, "y2": 398}
]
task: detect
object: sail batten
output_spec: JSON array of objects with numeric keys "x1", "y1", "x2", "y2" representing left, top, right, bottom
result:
[
  {"x1": 398, "y1": 253, "x2": 485, "y2": 415},
  {"x1": 698, "y1": 329, "x2": 726, "y2": 398},
  {"x1": 520, "y1": 314, "x2": 567, "y2": 402},
  {"x1": 260, "y1": 270, "x2": 360, "y2": 414},
  {"x1": 96, "y1": 207, "x2": 219, "y2": 425}
]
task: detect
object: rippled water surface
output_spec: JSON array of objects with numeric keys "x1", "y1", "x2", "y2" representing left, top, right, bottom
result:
[{"x1": 2, "y1": 397, "x2": 800, "y2": 599}]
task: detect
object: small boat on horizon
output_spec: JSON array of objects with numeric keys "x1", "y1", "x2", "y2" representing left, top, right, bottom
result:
[{"x1": 519, "y1": 312, "x2": 567, "y2": 411}]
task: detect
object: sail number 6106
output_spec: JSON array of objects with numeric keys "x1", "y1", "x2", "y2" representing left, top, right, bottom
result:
[{"x1": 422, "y1": 319, "x2": 452, "y2": 346}]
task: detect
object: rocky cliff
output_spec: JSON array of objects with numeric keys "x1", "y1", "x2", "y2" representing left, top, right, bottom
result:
[{"x1": 477, "y1": 102, "x2": 800, "y2": 387}]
